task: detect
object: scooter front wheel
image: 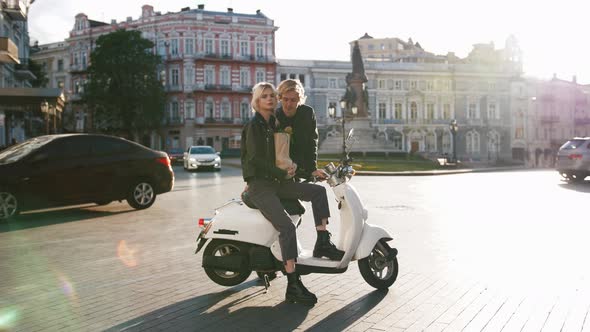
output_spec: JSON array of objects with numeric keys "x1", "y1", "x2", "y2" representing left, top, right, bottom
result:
[
  {"x1": 358, "y1": 246, "x2": 399, "y2": 290},
  {"x1": 203, "y1": 239, "x2": 252, "y2": 286}
]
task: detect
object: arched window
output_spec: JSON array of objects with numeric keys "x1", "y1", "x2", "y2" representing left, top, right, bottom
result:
[
  {"x1": 410, "y1": 102, "x2": 418, "y2": 119},
  {"x1": 205, "y1": 100, "x2": 214, "y2": 119},
  {"x1": 221, "y1": 101, "x2": 231, "y2": 120}
]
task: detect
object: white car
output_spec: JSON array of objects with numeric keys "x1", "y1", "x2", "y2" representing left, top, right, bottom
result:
[{"x1": 183, "y1": 145, "x2": 221, "y2": 171}]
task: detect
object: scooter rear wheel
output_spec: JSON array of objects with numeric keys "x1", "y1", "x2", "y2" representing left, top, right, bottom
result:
[
  {"x1": 203, "y1": 239, "x2": 252, "y2": 286},
  {"x1": 358, "y1": 246, "x2": 398, "y2": 290}
]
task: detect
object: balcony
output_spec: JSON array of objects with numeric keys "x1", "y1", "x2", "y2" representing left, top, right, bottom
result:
[
  {"x1": 14, "y1": 59, "x2": 36, "y2": 81},
  {"x1": 205, "y1": 84, "x2": 232, "y2": 91},
  {"x1": 574, "y1": 117, "x2": 590, "y2": 125},
  {"x1": 165, "y1": 117, "x2": 184, "y2": 126},
  {"x1": 3, "y1": 0, "x2": 27, "y2": 21},
  {"x1": 540, "y1": 115, "x2": 559, "y2": 124},
  {"x1": 69, "y1": 64, "x2": 88, "y2": 73},
  {"x1": 0, "y1": 37, "x2": 19, "y2": 64}
]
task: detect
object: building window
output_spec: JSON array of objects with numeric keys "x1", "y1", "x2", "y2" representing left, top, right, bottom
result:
[
  {"x1": 298, "y1": 74, "x2": 305, "y2": 85},
  {"x1": 488, "y1": 103, "x2": 498, "y2": 119},
  {"x1": 205, "y1": 101, "x2": 214, "y2": 119},
  {"x1": 394, "y1": 103, "x2": 402, "y2": 119},
  {"x1": 280, "y1": 74, "x2": 287, "y2": 81},
  {"x1": 184, "y1": 67, "x2": 194, "y2": 85},
  {"x1": 240, "y1": 68, "x2": 250, "y2": 87},
  {"x1": 515, "y1": 127, "x2": 524, "y2": 139},
  {"x1": 81, "y1": 51, "x2": 87, "y2": 68},
  {"x1": 158, "y1": 40, "x2": 166, "y2": 56},
  {"x1": 410, "y1": 102, "x2": 418, "y2": 119},
  {"x1": 468, "y1": 103, "x2": 477, "y2": 118},
  {"x1": 171, "y1": 101, "x2": 179, "y2": 120},
  {"x1": 170, "y1": 39, "x2": 179, "y2": 55},
  {"x1": 205, "y1": 39, "x2": 214, "y2": 55},
  {"x1": 220, "y1": 67, "x2": 230, "y2": 86},
  {"x1": 57, "y1": 59, "x2": 64, "y2": 71},
  {"x1": 185, "y1": 101, "x2": 195, "y2": 119},
  {"x1": 240, "y1": 41, "x2": 249, "y2": 56},
  {"x1": 205, "y1": 67, "x2": 215, "y2": 85},
  {"x1": 220, "y1": 40, "x2": 230, "y2": 57},
  {"x1": 378, "y1": 80, "x2": 386, "y2": 89},
  {"x1": 171, "y1": 69, "x2": 179, "y2": 86},
  {"x1": 241, "y1": 102, "x2": 250, "y2": 120},
  {"x1": 73, "y1": 52, "x2": 79, "y2": 66},
  {"x1": 427, "y1": 104, "x2": 434, "y2": 119},
  {"x1": 255, "y1": 69, "x2": 265, "y2": 83},
  {"x1": 378, "y1": 103, "x2": 386, "y2": 119},
  {"x1": 410, "y1": 80, "x2": 417, "y2": 90},
  {"x1": 443, "y1": 104, "x2": 451, "y2": 119},
  {"x1": 255, "y1": 42, "x2": 264, "y2": 58},
  {"x1": 221, "y1": 101, "x2": 231, "y2": 119},
  {"x1": 185, "y1": 39, "x2": 194, "y2": 55},
  {"x1": 466, "y1": 131, "x2": 480, "y2": 153},
  {"x1": 329, "y1": 78, "x2": 337, "y2": 89},
  {"x1": 393, "y1": 136, "x2": 402, "y2": 150},
  {"x1": 426, "y1": 81, "x2": 434, "y2": 91},
  {"x1": 394, "y1": 80, "x2": 402, "y2": 90}
]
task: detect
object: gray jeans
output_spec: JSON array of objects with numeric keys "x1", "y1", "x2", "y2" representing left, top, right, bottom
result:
[{"x1": 247, "y1": 179, "x2": 330, "y2": 262}]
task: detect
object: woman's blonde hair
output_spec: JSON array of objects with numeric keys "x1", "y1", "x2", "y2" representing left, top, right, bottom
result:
[
  {"x1": 277, "y1": 79, "x2": 307, "y2": 105},
  {"x1": 251, "y1": 82, "x2": 277, "y2": 112}
]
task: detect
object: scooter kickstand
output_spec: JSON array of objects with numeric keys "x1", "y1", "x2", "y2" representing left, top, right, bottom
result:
[{"x1": 263, "y1": 274, "x2": 271, "y2": 293}]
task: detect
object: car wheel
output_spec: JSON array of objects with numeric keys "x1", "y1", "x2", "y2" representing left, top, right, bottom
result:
[
  {"x1": 0, "y1": 191, "x2": 20, "y2": 221},
  {"x1": 126, "y1": 181, "x2": 156, "y2": 210}
]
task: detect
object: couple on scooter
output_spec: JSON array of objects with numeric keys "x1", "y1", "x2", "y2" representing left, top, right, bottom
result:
[{"x1": 241, "y1": 79, "x2": 345, "y2": 305}]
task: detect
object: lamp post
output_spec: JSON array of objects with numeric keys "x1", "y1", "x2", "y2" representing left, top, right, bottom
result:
[
  {"x1": 328, "y1": 100, "x2": 357, "y2": 155},
  {"x1": 449, "y1": 119, "x2": 458, "y2": 163},
  {"x1": 40, "y1": 100, "x2": 49, "y2": 135}
]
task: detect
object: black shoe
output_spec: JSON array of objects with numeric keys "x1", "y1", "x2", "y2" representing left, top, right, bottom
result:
[
  {"x1": 285, "y1": 272, "x2": 317, "y2": 305},
  {"x1": 313, "y1": 230, "x2": 345, "y2": 261}
]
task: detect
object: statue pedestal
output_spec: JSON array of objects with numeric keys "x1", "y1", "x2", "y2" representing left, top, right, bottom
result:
[{"x1": 319, "y1": 117, "x2": 385, "y2": 154}]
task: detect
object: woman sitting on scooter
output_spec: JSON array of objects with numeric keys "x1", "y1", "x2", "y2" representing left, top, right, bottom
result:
[{"x1": 241, "y1": 82, "x2": 344, "y2": 305}]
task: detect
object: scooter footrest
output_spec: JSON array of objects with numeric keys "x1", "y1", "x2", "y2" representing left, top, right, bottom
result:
[{"x1": 202, "y1": 255, "x2": 246, "y2": 272}]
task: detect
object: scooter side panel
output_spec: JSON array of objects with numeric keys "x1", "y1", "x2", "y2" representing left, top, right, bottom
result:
[
  {"x1": 205, "y1": 203, "x2": 279, "y2": 247},
  {"x1": 353, "y1": 223, "x2": 393, "y2": 260}
]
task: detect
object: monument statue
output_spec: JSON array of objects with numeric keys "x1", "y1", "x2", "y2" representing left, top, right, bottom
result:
[{"x1": 346, "y1": 41, "x2": 369, "y2": 118}]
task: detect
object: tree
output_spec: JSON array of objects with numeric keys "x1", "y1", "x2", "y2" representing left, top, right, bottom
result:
[
  {"x1": 28, "y1": 59, "x2": 48, "y2": 88},
  {"x1": 83, "y1": 29, "x2": 165, "y2": 139}
]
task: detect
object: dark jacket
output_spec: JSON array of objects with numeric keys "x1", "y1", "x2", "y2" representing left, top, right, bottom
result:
[
  {"x1": 275, "y1": 104, "x2": 318, "y2": 180},
  {"x1": 241, "y1": 112, "x2": 287, "y2": 182}
]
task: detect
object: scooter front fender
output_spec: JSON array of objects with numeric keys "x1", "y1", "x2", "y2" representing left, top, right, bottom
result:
[{"x1": 353, "y1": 223, "x2": 393, "y2": 260}]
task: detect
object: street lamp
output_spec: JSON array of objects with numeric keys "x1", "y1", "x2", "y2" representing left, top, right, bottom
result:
[
  {"x1": 449, "y1": 119, "x2": 458, "y2": 163},
  {"x1": 40, "y1": 100, "x2": 49, "y2": 134},
  {"x1": 329, "y1": 99, "x2": 357, "y2": 155}
]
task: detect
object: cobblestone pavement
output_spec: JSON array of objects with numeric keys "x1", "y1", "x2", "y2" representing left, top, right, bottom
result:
[{"x1": 1, "y1": 168, "x2": 589, "y2": 331}]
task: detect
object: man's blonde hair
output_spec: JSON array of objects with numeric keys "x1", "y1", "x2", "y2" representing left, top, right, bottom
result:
[
  {"x1": 250, "y1": 82, "x2": 277, "y2": 112},
  {"x1": 277, "y1": 79, "x2": 307, "y2": 105}
]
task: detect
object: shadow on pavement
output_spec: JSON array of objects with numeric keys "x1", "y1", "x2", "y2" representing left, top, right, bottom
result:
[
  {"x1": 0, "y1": 205, "x2": 135, "y2": 233},
  {"x1": 558, "y1": 182, "x2": 590, "y2": 193},
  {"x1": 106, "y1": 281, "x2": 387, "y2": 332}
]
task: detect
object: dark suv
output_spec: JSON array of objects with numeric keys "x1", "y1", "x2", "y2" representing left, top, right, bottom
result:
[{"x1": 0, "y1": 134, "x2": 174, "y2": 220}]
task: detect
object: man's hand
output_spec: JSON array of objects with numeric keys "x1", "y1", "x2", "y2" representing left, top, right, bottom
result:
[{"x1": 312, "y1": 169, "x2": 329, "y2": 181}]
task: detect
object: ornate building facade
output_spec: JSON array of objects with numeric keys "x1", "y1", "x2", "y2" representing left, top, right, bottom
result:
[
  {"x1": 278, "y1": 34, "x2": 524, "y2": 163},
  {"x1": 63, "y1": 4, "x2": 277, "y2": 152}
]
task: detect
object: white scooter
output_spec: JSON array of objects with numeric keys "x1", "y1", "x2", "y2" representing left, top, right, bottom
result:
[{"x1": 194, "y1": 130, "x2": 398, "y2": 291}]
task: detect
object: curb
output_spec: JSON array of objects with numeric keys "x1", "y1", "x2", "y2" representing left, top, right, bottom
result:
[{"x1": 222, "y1": 160, "x2": 529, "y2": 176}]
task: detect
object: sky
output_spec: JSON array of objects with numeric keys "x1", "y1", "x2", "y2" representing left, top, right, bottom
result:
[{"x1": 28, "y1": 0, "x2": 590, "y2": 84}]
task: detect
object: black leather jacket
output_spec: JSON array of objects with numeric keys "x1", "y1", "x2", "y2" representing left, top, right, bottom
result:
[
  {"x1": 275, "y1": 104, "x2": 318, "y2": 180},
  {"x1": 241, "y1": 112, "x2": 287, "y2": 182}
]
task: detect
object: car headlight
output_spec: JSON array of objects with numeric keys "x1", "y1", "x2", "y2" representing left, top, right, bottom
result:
[{"x1": 215, "y1": 156, "x2": 221, "y2": 162}]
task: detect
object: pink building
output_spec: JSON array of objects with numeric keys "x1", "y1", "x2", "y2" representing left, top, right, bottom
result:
[{"x1": 66, "y1": 4, "x2": 277, "y2": 152}]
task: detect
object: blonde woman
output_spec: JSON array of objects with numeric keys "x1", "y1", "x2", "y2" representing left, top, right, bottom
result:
[{"x1": 241, "y1": 82, "x2": 336, "y2": 305}]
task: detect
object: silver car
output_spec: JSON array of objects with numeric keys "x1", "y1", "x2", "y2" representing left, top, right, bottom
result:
[
  {"x1": 556, "y1": 137, "x2": 590, "y2": 182},
  {"x1": 183, "y1": 145, "x2": 221, "y2": 171}
]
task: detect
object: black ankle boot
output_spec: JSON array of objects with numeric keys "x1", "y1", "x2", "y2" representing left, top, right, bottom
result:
[
  {"x1": 285, "y1": 272, "x2": 317, "y2": 305},
  {"x1": 313, "y1": 230, "x2": 345, "y2": 260}
]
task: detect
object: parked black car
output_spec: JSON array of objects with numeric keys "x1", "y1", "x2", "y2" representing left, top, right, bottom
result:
[{"x1": 0, "y1": 134, "x2": 174, "y2": 220}]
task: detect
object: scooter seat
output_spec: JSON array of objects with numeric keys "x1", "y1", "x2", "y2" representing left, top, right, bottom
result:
[{"x1": 241, "y1": 190, "x2": 306, "y2": 216}]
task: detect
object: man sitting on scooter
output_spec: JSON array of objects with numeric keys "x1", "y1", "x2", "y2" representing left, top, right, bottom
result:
[
  {"x1": 241, "y1": 82, "x2": 344, "y2": 305},
  {"x1": 275, "y1": 79, "x2": 344, "y2": 261}
]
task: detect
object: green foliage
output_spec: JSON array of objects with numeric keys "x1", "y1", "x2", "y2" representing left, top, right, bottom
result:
[
  {"x1": 27, "y1": 59, "x2": 48, "y2": 88},
  {"x1": 82, "y1": 29, "x2": 165, "y2": 138}
]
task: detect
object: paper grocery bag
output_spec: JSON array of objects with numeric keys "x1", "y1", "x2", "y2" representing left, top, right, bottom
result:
[{"x1": 274, "y1": 132, "x2": 294, "y2": 172}]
